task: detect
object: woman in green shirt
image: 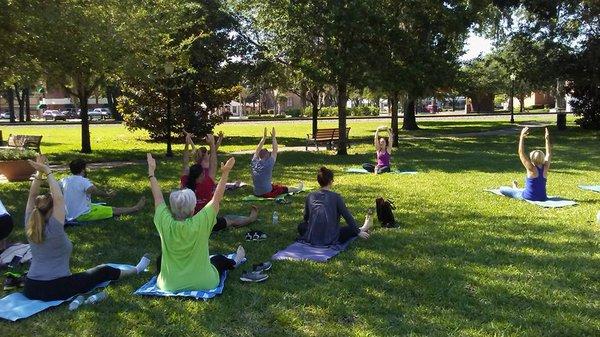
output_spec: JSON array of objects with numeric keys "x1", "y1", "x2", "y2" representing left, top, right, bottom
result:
[{"x1": 147, "y1": 153, "x2": 245, "y2": 291}]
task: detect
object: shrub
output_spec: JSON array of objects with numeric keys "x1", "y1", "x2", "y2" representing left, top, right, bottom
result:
[
  {"x1": 246, "y1": 114, "x2": 288, "y2": 120},
  {"x1": 0, "y1": 149, "x2": 37, "y2": 161},
  {"x1": 526, "y1": 104, "x2": 544, "y2": 110},
  {"x1": 286, "y1": 108, "x2": 302, "y2": 117},
  {"x1": 348, "y1": 105, "x2": 380, "y2": 116}
]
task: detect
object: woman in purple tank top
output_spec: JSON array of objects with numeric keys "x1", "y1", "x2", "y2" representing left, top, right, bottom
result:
[
  {"x1": 363, "y1": 126, "x2": 394, "y2": 174},
  {"x1": 500, "y1": 127, "x2": 552, "y2": 201}
]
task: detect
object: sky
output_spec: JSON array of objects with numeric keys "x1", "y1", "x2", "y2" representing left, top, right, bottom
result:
[{"x1": 461, "y1": 33, "x2": 494, "y2": 61}]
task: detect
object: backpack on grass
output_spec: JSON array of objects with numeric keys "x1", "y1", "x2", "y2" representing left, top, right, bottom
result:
[{"x1": 375, "y1": 197, "x2": 398, "y2": 228}]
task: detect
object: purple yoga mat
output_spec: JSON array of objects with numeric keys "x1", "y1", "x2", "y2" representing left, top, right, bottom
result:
[{"x1": 272, "y1": 238, "x2": 356, "y2": 262}]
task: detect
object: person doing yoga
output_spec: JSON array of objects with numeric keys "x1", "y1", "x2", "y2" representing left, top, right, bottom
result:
[
  {"x1": 0, "y1": 199, "x2": 14, "y2": 252},
  {"x1": 61, "y1": 159, "x2": 145, "y2": 222},
  {"x1": 180, "y1": 132, "x2": 258, "y2": 230},
  {"x1": 149, "y1": 153, "x2": 260, "y2": 291},
  {"x1": 500, "y1": 127, "x2": 552, "y2": 201},
  {"x1": 298, "y1": 167, "x2": 372, "y2": 246},
  {"x1": 251, "y1": 127, "x2": 303, "y2": 198},
  {"x1": 23, "y1": 155, "x2": 150, "y2": 301},
  {"x1": 363, "y1": 126, "x2": 394, "y2": 174}
]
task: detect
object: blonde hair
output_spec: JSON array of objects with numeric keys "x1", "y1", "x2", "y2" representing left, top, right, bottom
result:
[
  {"x1": 530, "y1": 150, "x2": 545, "y2": 167},
  {"x1": 169, "y1": 188, "x2": 197, "y2": 220},
  {"x1": 26, "y1": 194, "x2": 53, "y2": 244}
]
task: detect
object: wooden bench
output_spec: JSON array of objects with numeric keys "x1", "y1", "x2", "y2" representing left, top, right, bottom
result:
[
  {"x1": 306, "y1": 127, "x2": 351, "y2": 151},
  {"x1": 0, "y1": 134, "x2": 43, "y2": 152}
]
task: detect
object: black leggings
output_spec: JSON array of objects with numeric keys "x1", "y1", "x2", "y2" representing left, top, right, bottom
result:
[
  {"x1": 23, "y1": 265, "x2": 121, "y2": 301},
  {"x1": 0, "y1": 213, "x2": 14, "y2": 241},
  {"x1": 362, "y1": 163, "x2": 390, "y2": 174},
  {"x1": 297, "y1": 222, "x2": 358, "y2": 244},
  {"x1": 156, "y1": 254, "x2": 235, "y2": 278}
]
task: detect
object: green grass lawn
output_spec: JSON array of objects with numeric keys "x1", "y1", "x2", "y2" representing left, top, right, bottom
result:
[{"x1": 0, "y1": 117, "x2": 599, "y2": 336}]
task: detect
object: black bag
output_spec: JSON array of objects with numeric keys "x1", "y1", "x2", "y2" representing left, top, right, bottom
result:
[{"x1": 376, "y1": 197, "x2": 397, "y2": 228}]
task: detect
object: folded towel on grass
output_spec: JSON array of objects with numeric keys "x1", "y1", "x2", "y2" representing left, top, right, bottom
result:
[
  {"x1": 345, "y1": 168, "x2": 417, "y2": 174},
  {"x1": 272, "y1": 238, "x2": 356, "y2": 262},
  {"x1": 134, "y1": 253, "x2": 245, "y2": 301},
  {"x1": 242, "y1": 187, "x2": 311, "y2": 202},
  {"x1": 486, "y1": 188, "x2": 577, "y2": 208},
  {"x1": 0, "y1": 263, "x2": 135, "y2": 322},
  {"x1": 579, "y1": 185, "x2": 600, "y2": 193}
]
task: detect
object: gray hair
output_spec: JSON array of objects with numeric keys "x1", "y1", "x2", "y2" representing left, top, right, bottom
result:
[{"x1": 169, "y1": 189, "x2": 197, "y2": 220}]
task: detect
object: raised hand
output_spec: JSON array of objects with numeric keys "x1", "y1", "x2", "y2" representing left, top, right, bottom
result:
[
  {"x1": 263, "y1": 127, "x2": 268, "y2": 139},
  {"x1": 545, "y1": 127, "x2": 550, "y2": 140},
  {"x1": 520, "y1": 127, "x2": 530, "y2": 138},
  {"x1": 220, "y1": 157, "x2": 235, "y2": 173},
  {"x1": 271, "y1": 127, "x2": 276, "y2": 138},
  {"x1": 206, "y1": 133, "x2": 215, "y2": 145},
  {"x1": 147, "y1": 153, "x2": 156, "y2": 175},
  {"x1": 28, "y1": 154, "x2": 51, "y2": 174}
]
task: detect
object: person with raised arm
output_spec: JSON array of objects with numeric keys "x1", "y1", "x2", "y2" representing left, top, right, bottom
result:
[
  {"x1": 251, "y1": 127, "x2": 303, "y2": 198},
  {"x1": 149, "y1": 153, "x2": 263, "y2": 290},
  {"x1": 363, "y1": 126, "x2": 394, "y2": 174},
  {"x1": 500, "y1": 127, "x2": 552, "y2": 201},
  {"x1": 181, "y1": 132, "x2": 258, "y2": 229},
  {"x1": 23, "y1": 154, "x2": 149, "y2": 301}
]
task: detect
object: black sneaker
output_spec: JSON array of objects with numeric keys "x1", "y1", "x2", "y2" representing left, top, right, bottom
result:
[
  {"x1": 240, "y1": 270, "x2": 268, "y2": 283},
  {"x1": 252, "y1": 261, "x2": 272, "y2": 273}
]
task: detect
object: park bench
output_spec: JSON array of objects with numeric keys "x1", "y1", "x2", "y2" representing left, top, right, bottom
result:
[
  {"x1": 0, "y1": 131, "x2": 43, "y2": 152},
  {"x1": 306, "y1": 127, "x2": 351, "y2": 151}
]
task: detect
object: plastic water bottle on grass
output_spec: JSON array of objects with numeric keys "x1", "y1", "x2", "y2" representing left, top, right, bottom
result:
[
  {"x1": 84, "y1": 291, "x2": 107, "y2": 305},
  {"x1": 68, "y1": 295, "x2": 85, "y2": 311},
  {"x1": 272, "y1": 211, "x2": 279, "y2": 225},
  {"x1": 597, "y1": 210, "x2": 600, "y2": 224}
]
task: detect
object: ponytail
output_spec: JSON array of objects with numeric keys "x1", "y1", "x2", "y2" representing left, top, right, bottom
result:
[
  {"x1": 26, "y1": 208, "x2": 45, "y2": 244},
  {"x1": 26, "y1": 194, "x2": 53, "y2": 244}
]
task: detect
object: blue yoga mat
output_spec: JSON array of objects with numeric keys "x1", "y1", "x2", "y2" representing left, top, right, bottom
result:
[
  {"x1": 0, "y1": 263, "x2": 135, "y2": 322},
  {"x1": 134, "y1": 253, "x2": 245, "y2": 300},
  {"x1": 345, "y1": 168, "x2": 417, "y2": 175},
  {"x1": 272, "y1": 238, "x2": 356, "y2": 262},
  {"x1": 579, "y1": 185, "x2": 600, "y2": 193},
  {"x1": 486, "y1": 188, "x2": 577, "y2": 208}
]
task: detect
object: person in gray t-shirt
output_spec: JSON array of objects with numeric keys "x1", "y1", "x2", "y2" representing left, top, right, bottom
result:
[
  {"x1": 22, "y1": 155, "x2": 150, "y2": 301},
  {"x1": 298, "y1": 167, "x2": 372, "y2": 246},
  {"x1": 251, "y1": 127, "x2": 303, "y2": 197}
]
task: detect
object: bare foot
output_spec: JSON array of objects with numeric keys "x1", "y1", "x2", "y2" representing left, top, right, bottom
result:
[
  {"x1": 234, "y1": 246, "x2": 246, "y2": 266},
  {"x1": 361, "y1": 209, "x2": 374, "y2": 232},
  {"x1": 512, "y1": 180, "x2": 519, "y2": 189},
  {"x1": 248, "y1": 205, "x2": 259, "y2": 221}
]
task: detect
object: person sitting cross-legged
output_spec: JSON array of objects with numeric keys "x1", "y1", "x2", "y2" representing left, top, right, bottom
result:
[
  {"x1": 148, "y1": 153, "x2": 263, "y2": 290},
  {"x1": 500, "y1": 127, "x2": 552, "y2": 201},
  {"x1": 298, "y1": 167, "x2": 372, "y2": 246},
  {"x1": 23, "y1": 155, "x2": 150, "y2": 301},
  {"x1": 180, "y1": 132, "x2": 258, "y2": 230},
  {"x1": 363, "y1": 126, "x2": 394, "y2": 174},
  {"x1": 60, "y1": 159, "x2": 145, "y2": 222},
  {"x1": 251, "y1": 127, "x2": 303, "y2": 198}
]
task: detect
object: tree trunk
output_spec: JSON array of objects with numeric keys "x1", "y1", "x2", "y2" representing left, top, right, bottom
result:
[
  {"x1": 390, "y1": 91, "x2": 399, "y2": 147},
  {"x1": 106, "y1": 86, "x2": 122, "y2": 121},
  {"x1": 14, "y1": 85, "x2": 25, "y2": 122},
  {"x1": 5, "y1": 88, "x2": 15, "y2": 123},
  {"x1": 402, "y1": 98, "x2": 419, "y2": 130},
  {"x1": 25, "y1": 88, "x2": 31, "y2": 122},
  {"x1": 79, "y1": 88, "x2": 92, "y2": 153},
  {"x1": 337, "y1": 81, "x2": 348, "y2": 155},
  {"x1": 311, "y1": 97, "x2": 319, "y2": 137},
  {"x1": 470, "y1": 92, "x2": 494, "y2": 113}
]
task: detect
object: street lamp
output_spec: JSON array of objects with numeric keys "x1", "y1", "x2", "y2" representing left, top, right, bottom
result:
[
  {"x1": 509, "y1": 73, "x2": 516, "y2": 124},
  {"x1": 164, "y1": 63, "x2": 174, "y2": 157}
]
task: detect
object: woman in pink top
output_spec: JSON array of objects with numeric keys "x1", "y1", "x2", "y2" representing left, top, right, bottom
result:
[{"x1": 363, "y1": 126, "x2": 394, "y2": 174}]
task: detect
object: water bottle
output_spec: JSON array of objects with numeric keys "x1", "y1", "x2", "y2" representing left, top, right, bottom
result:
[
  {"x1": 68, "y1": 295, "x2": 85, "y2": 311},
  {"x1": 272, "y1": 211, "x2": 279, "y2": 225},
  {"x1": 596, "y1": 210, "x2": 600, "y2": 224},
  {"x1": 84, "y1": 291, "x2": 107, "y2": 305}
]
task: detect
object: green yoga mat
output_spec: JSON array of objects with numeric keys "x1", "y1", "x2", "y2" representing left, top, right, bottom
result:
[
  {"x1": 345, "y1": 168, "x2": 418, "y2": 174},
  {"x1": 242, "y1": 187, "x2": 311, "y2": 202}
]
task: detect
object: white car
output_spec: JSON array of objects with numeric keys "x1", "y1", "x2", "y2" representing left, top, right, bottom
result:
[{"x1": 89, "y1": 108, "x2": 110, "y2": 120}]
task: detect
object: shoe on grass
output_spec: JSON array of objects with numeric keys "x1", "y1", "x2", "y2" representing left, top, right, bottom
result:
[
  {"x1": 252, "y1": 261, "x2": 272, "y2": 273},
  {"x1": 240, "y1": 270, "x2": 268, "y2": 283}
]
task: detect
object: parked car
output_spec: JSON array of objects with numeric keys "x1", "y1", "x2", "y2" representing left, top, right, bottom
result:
[
  {"x1": 0, "y1": 111, "x2": 10, "y2": 119},
  {"x1": 42, "y1": 110, "x2": 67, "y2": 121},
  {"x1": 92, "y1": 108, "x2": 111, "y2": 120},
  {"x1": 61, "y1": 108, "x2": 79, "y2": 119}
]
